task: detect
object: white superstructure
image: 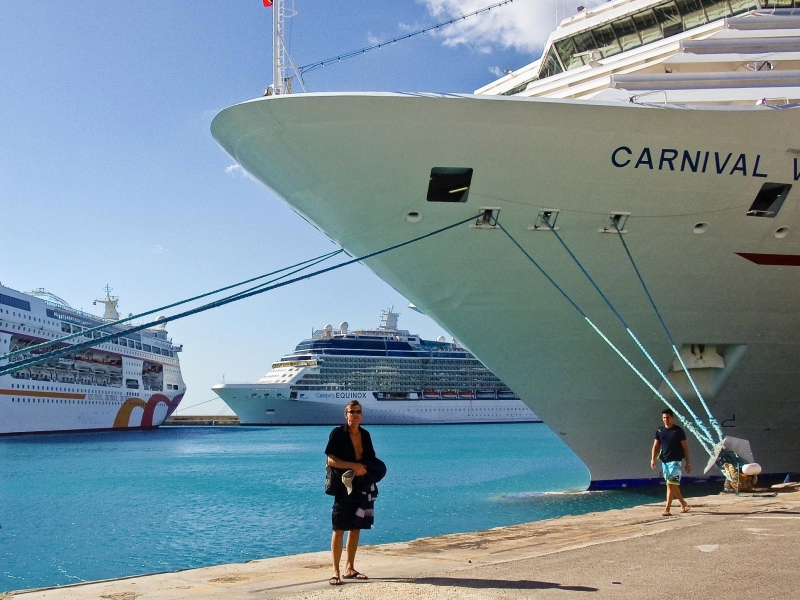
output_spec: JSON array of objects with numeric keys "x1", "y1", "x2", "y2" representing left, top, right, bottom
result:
[
  {"x1": 0, "y1": 285, "x2": 186, "y2": 435},
  {"x1": 212, "y1": 3, "x2": 800, "y2": 486},
  {"x1": 212, "y1": 309, "x2": 539, "y2": 425}
]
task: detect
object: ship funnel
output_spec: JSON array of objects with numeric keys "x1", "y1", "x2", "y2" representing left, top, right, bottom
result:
[
  {"x1": 155, "y1": 316, "x2": 167, "y2": 330},
  {"x1": 324, "y1": 324, "x2": 333, "y2": 338},
  {"x1": 437, "y1": 335, "x2": 446, "y2": 343},
  {"x1": 340, "y1": 321, "x2": 348, "y2": 334}
]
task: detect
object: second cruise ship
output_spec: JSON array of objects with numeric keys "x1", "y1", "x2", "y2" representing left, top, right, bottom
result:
[
  {"x1": 0, "y1": 285, "x2": 186, "y2": 435},
  {"x1": 212, "y1": 309, "x2": 539, "y2": 425}
]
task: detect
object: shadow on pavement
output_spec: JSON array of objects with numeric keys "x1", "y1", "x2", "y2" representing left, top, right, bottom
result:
[{"x1": 398, "y1": 577, "x2": 598, "y2": 592}]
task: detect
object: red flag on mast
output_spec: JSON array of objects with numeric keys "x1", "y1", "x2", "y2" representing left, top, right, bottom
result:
[{"x1": 263, "y1": 0, "x2": 273, "y2": 6}]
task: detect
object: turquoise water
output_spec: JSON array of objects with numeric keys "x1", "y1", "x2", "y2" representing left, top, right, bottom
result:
[{"x1": 1, "y1": 424, "x2": 669, "y2": 592}]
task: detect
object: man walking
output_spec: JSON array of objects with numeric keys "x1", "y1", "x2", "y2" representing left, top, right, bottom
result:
[{"x1": 651, "y1": 408, "x2": 691, "y2": 516}]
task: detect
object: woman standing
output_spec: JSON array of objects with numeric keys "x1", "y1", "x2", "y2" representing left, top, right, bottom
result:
[{"x1": 325, "y1": 400, "x2": 375, "y2": 586}]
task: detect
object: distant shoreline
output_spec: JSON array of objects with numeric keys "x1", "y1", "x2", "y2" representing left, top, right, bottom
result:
[
  {"x1": 164, "y1": 415, "x2": 240, "y2": 426},
  {"x1": 162, "y1": 417, "x2": 544, "y2": 427}
]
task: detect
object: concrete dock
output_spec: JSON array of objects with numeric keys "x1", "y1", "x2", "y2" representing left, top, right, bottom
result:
[{"x1": 8, "y1": 491, "x2": 799, "y2": 600}]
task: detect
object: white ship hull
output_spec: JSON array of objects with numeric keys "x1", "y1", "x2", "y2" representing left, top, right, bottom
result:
[
  {"x1": 212, "y1": 92, "x2": 800, "y2": 486},
  {"x1": 1, "y1": 376, "x2": 185, "y2": 435},
  {"x1": 0, "y1": 285, "x2": 186, "y2": 435},
  {"x1": 212, "y1": 384, "x2": 540, "y2": 425}
]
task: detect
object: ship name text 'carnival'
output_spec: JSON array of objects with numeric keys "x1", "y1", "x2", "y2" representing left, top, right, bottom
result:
[{"x1": 609, "y1": 146, "x2": 787, "y2": 178}]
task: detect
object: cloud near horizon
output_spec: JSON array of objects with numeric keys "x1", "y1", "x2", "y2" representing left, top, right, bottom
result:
[
  {"x1": 418, "y1": 0, "x2": 604, "y2": 56},
  {"x1": 225, "y1": 164, "x2": 245, "y2": 176}
]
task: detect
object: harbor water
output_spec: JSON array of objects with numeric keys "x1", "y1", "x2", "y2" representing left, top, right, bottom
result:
[{"x1": 1, "y1": 423, "x2": 668, "y2": 592}]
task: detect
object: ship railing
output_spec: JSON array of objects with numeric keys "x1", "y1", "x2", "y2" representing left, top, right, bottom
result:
[{"x1": 45, "y1": 301, "x2": 172, "y2": 338}]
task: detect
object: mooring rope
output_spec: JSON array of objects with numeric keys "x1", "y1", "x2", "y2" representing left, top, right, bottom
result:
[
  {"x1": 497, "y1": 221, "x2": 713, "y2": 455},
  {"x1": 1, "y1": 249, "x2": 345, "y2": 363},
  {"x1": 547, "y1": 227, "x2": 717, "y2": 447},
  {"x1": 0, "y1": 214, "x2": 481, "y2": 377},
  {"x1": 611, "y1": 220, "x2": 724, "y2": 442}
]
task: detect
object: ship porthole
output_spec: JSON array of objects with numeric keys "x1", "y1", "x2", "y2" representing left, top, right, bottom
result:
[
  {"x1": 693, "y1": 222, "x2": 708, "y2": 234},
  {"x1": 775, "y1": 226, "x2": 790, "y2": 239},
  {"x1": 405, "y1": 212, "x2": 422, "y2": 223}
]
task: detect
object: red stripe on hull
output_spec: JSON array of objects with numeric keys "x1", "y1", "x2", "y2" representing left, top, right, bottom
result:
[{"x1": 736, "y1": 252, "x2": 800, "y2": 266}]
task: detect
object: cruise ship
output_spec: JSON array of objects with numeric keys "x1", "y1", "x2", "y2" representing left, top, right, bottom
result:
[
  {"x1": 0, "y1": 285, "x2": 186, "y2": 435},
  {"x1": 211, "y1": 2, "x2": 800, "y2": 486},
  {"x1": 212, "y1": 309, "x2": 539, "y2": 424}
]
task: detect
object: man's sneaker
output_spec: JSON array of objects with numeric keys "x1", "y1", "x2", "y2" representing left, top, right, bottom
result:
[{"x1": 342, "y1": 470, "x2": 355, "y2": 495}]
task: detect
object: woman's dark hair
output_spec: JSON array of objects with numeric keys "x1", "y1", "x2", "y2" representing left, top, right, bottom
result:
[{"x1": 345, "y1": 400, "x2": 361, "y2": 412}]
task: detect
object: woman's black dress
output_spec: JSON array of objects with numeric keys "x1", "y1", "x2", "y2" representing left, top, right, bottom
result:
[{"x1": 324, "y1": 425, "x2": 375, "y2": 531}]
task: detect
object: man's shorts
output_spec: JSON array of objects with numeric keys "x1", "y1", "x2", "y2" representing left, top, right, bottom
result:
[{"x1": 662, "y1": 461, "x2": 683, "y2": 485}]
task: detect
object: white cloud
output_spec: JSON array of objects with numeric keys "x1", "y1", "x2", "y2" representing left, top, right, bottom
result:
[
  {"x1": 488, "y1": 65, "x2": 503, "y2": 77},
  {"x1": 367, "y1": 32, "x2": 380, "y2": 45},
  {"x1": 225, "y1": 164, "x2": 247, "y2": 177},
  {"x1": 225, "y1": 162, "x2": 260, "y2": 183},
  {"x1": 418, "y1": 0, "x2": 604, "y2": 55},
  {"x1": 152, "y1": 244, "x2": 167, "y2": 254}
]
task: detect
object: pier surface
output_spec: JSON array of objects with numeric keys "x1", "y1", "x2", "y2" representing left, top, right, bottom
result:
[{"x1": 10, "y1": 491, "x2": 799, "y2": 599}]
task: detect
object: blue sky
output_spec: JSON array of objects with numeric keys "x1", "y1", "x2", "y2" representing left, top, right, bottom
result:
[{"x1": 0, "y1": 0, "x2": 587, "y2": 415}]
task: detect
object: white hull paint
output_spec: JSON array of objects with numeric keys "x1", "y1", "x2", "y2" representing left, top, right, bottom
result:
[
  {"x1": 0, "y1": 285, "x2": 186, "y2": 435},
  {"x1": 0, "y1": 376, "x2": 183, "y2": 435},
  {"x1": 212, "y1": 92, "x2": 800, "y2": 486},
  {"x1": 212, "y1": 385, "x2": 539, "y2": 425}
]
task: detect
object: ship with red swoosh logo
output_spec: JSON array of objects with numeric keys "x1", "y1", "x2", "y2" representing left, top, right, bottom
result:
[{"x1": 0, "y1": 284, "x2": 185, "y2": 435}]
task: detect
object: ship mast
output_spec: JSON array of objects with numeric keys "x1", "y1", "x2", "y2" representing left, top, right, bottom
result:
[
  {"x1": 268, "y1": 0, "x2": 307, "y2": 95},
  {"x1": 95, "y1": 284, "x2": 120, "y2": 322}
]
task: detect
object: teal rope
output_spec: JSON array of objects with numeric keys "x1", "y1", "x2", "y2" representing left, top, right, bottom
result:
[
  {"x1": 498, "y1": 222, "x2": 713, "y2": 455},
  {"x1": 0, "y1": 214, "x2": 481, "y2": 377},
  {"x1": 548, "y1": 227, "x2": 716, "y2": 446},
  {"x1": 1, "y1": 249, "x2": 343, "y2": 362},
  {"x1": 612, "y1": 221, "x2": 723, "y2": 441}
]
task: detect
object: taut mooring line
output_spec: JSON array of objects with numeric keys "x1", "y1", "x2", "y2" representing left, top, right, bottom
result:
[
  {"x1": 547, "y1": 226, "x2": 716, "y2": 446},
  {"x1": 1, "y1": 249, "x2": 344, "y2": 363},
  {"x1": 497, "y1": 221, "x2": 713, "y2": 455},
  {"x1": 612, "y1": 220, "x2": 724, "y2": 441},
  {"x1": 0, "y1": 214, "x2": 482, "y2": 377}
]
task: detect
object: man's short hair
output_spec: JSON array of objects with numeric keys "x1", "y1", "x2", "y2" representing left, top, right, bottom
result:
[
  {"x1": 345, "y1": 400, "x2": 361, "y2": 412},
  {"x1": 662, "y1": 408, "x2": 674, "y2": 417}
]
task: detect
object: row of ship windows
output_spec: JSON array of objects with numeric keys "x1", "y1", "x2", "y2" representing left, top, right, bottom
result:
[
  {"x1": 9, "y1": 383, "x2": 152, "y2": 396},
  {"x1": 1, "y1": 307, "x2": 173, "y2": 352},
  {"x1": 61, "y1": 325, "x2": 175, "y2": 357},
  {"x1": 12, "y1": 383, "x2": 103, "y2": 393},
  {"x1": 11, "y1": 398, "x2": 121, "y2": 405},
  {"x1": 1, "y1": 319, "x2": 175, "y2": 359},
  {"x1": 414, "y1": 407, "x2": 527, "y2": 411},
  {"x1": 507, "y1": 0, "x2": 757, "y2": 93},
  {"x1": 1, "y1": 308, "x2": 51, "y2": 326}
]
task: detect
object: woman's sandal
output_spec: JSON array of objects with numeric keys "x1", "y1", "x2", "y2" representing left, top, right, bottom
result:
[
  {"x1": 343, "y1": 571, "x2": 368, "y2": 580},
  {"x1": 662, "y1": 511, "x2": 671, "y2": 517},
  {"x1": 680, "y1": 506, "x2": 691, "y2": 514},
  {"x1": 329, "y1": 576, "x2": 342, "y2": 586}
]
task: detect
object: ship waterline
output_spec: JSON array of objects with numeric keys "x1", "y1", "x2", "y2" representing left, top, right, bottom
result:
[
  {"x1": 212, "y1": 309, "x2": 540, "y2": 425},
  {"x1": 212, "y1": 387, "x2": 539, "y2": 425}
]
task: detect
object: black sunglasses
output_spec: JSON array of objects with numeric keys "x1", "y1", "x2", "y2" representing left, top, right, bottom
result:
[{"x1": 347, "y1": 409, "x2": 362, "y2": 415}]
